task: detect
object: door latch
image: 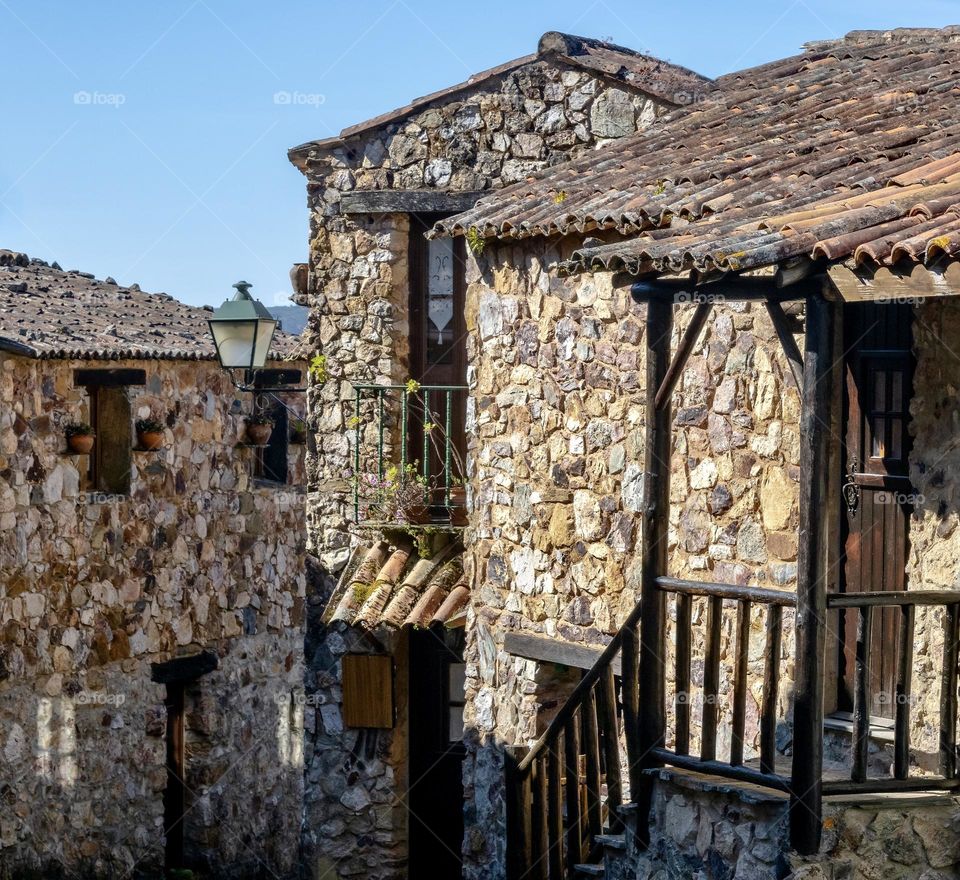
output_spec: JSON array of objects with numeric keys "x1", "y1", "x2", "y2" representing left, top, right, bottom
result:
[{"x1": 842, "y1": 455, "x2": 860, "y2": 515}]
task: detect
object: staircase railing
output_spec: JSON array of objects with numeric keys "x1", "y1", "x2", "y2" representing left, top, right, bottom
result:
[{"x1": 505, "y1": 599, "x2": 643, "y2": 880}]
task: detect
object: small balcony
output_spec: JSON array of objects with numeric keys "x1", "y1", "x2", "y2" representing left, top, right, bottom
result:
[{"x1": 350, "y1": 383, "x2": 468, "y2": 527}]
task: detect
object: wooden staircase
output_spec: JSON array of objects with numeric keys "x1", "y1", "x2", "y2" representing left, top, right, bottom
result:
[{"x1": 505, "y1": 599, "x2": 643, "y2": 879}]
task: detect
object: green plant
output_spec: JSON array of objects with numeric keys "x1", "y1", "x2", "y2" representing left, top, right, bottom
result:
[
  {"x1": 466, "y1": 226, "x2": 486, "y2": 255},
  {"x1": 135, "y1": 418, "x2": 164, "y2": 434},
  {"x1": 247, "y1": 413, "x2": 274, "y2": 427},
  {"x1": 347, "y1": 415, "x2": 361, "y2": 429},
  {"x1": 356, "y1": 464, "x2": 433, "y2": 524},
  {"x1": 653, "y1": 179, "x2": 667, "y2": 195},
  {"x1": 405, "y1": 379, "x2": 421, "y2": 395},
  {"x1": 64, "y1": 422, "x2": 94, "y2": 438},
  {"x1": 553, "y1": 190, "x2": 567, "y2": 204},
  {"x1": 289, "y1": 417, "x2": 307, "y2": 441},
  {"x1": 309, "y1": 353, "x2": 328, "y2": 383}
]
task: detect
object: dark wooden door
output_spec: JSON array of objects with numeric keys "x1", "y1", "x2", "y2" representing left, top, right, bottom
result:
[
  {"x1": 408, "y1": 627, "x2": 466, "y2": 878},
  {"x1": 838, "y1": 303, "x2": 916, "y2": 718},
  {"x1": 164, "y1": 682, "x2": 186, "y2": 870},
  {"x1": 409, "y1": 214, "x2": 467, "y2": 489}
]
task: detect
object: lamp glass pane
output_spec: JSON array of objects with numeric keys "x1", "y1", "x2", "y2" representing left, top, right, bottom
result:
[
  {"x1": 252, "y1": 318, "x2": 278, "y2": 369},
  {"x1": 212, "y1": 319, "x2": 258, "y2": 369}
]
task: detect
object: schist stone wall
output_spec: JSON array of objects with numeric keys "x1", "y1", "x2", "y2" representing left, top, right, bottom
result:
[
  {"x1": 294, "y1": 57, "x2": 682, "y2": 571},
  {"x1": 458, "y1": 236, "x2": 805, "y2": 879},
  {"x1": 292, "y1": 55, "x2": 689, "y2": 880},
  {"x1": 0, "y1": 355, "x2": 307, "y2": 879}
]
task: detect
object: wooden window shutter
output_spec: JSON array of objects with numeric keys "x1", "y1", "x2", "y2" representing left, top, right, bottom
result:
[{"x1": 341, "y1": 654, "x2": 394, "y2": 728}]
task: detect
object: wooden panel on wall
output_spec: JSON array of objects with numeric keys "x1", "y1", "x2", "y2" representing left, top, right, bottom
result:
[{"x1": 342, "y1": 654, "x2": 394, "y2": 729}]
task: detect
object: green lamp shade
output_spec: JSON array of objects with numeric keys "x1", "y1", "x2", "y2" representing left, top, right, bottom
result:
[{"x1": 208, "y1": 282, "x2": 278, "y2": 370}]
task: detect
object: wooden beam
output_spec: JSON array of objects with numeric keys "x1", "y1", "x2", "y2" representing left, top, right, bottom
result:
[
  {"x1": 74, "y1": 368, "x2": 146, "y2": 387},
  {"x1": 151, "y1": 650, "x2": 218, "y2": 684},
  {"x1": 628, "y1": 275, "x2": 823, "y2": 303},
  {"x1": 503, "y1": 631, "x2": 622, "y2": 677},
  {"x1": 654, "y1": 300, "x2": 712, "y2": 409},
  {"x1": 789, "y1": 291, "x2": 836, "y2": 855},
  {"x1": 340, "y1": 189, "x2": 484, "y2": 215},
  {"x1": 827, "y1": 260, "x2": 960, "y2": 302},
  {"x1": 635, "y1": 295, "x2": 673, "y2": 847},
  {"x1": 765, "y1": 300, "x2": 805, "y2": 392}
]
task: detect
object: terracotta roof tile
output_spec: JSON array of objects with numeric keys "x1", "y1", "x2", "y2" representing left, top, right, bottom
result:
[
  {"x1": 0, "y1": 252, "x2": 299, "y2": 360},
  {"x1": 433, "y1": 27, "x2": 960, "y2": 278},
  {"x1": 325, "y1": 537, "x2": 467, "y2": 630}
]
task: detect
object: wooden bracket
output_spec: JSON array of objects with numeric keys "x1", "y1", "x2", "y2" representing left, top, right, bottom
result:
[
  {"x1": 765, "y1": 300, "x2": 805, "y2": 393},
  {"x1": 654, "y1": 300, "x2": 712, "y2": 410}
]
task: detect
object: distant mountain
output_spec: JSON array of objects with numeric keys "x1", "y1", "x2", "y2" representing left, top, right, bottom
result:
[{"x1": 269, "y1": 304, "x2": 309, "y2": 336}]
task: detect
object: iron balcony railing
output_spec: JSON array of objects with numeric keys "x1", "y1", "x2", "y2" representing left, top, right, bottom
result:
[{"x1": 351, "y1": 383, "x2": 468, "y2": 524}]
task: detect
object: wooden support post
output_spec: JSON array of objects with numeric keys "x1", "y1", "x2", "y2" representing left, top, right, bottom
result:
[
  {"x1": 597, "y1": 667, "x2": 624, "y2": 830},
  {"x1": 731, "y1": 600, "x2": 751, "y2": 766},
  {"x1": 789, "y1": 291, "x2": 835, "y2": 855},
  {"x1": 581, "y1": 687, "x2": 605, "y2": 841},
  {"x1": 636, "y1": 295, "x2": 674, "y2": 847},
  {"x1": 701, "y1": 594, "x2": 723, "y2": 762},
  {"x1": 564, "y1": 714, "x2": 584, "y2": 871},
  {"x1": 547, "y1": 742, "x2": 564, "y2": 879},
  {"x1": 760, "y1": 605, "x2": 783, "y2": 775},
  {"x1": 765, "y1": 299, "x2": 805, "y2": 392},
  {"x1": 674, "y1": 593, "x2": 692, "y2": 755},
  {"x1": 894, "y1": 605, "x2": 915, "y2": 780},
  {"x1": 852, "y1": 606, "x2": 873, "y2": 782}
]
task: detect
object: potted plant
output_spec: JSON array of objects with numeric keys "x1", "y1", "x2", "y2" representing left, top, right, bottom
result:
[
  {"x1": 64, "y1": 422, "x2": 95, "y2": 454},
  {"x1": 448, "y1": 481, "x2": 468, "y2": 527},
  {"x1": 359, "y1": 464, "x2": 433, "y2": 525},
  {"x1": 289, "y1": 418, "x2": 307, "y2": 445},
  {"x1": 135, "y1": 418, "x2": 166, "y2": 450},
  {"x1": 245, "y1": 414, "x2": 274, "y2": 446}
]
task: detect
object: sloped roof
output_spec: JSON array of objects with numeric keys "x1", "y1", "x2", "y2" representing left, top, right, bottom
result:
[
  {"x1": 0, "y1": 251, "x2": 299, "y2": 360},
  {"x1": 324, "y1": 537, "x2": 468, "y2": 630},
  {"x1": 288, "y1": 31, "x2": 709, "y2": 165},
  {"x1": 435, "y1": 27, "x2": 960, "y2": 278}
]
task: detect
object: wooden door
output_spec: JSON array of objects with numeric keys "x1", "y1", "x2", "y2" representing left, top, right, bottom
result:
[
  {"x1": 409, "y1": 214, "x2": 467, "y2": 489},
  {"x1": 838, "y1": 303, "x2": 915, "y2": 718},
  {"x1": 164, "y1": 682, "x2": 186, "y2": 870},
  {"x1": 408, "y1": 627, "x2": 466, "y2": 879}
]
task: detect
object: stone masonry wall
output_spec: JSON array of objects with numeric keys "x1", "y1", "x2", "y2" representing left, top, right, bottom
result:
[
  {"x1": 0, "y1": 354, "x2": 306, "y2": 879},
  {"x1": 295, "y1": 55, "x2": 685, "y2": 880},
  {"x1": 459, "y1": 237, "x2": 805, "y2": 879}
]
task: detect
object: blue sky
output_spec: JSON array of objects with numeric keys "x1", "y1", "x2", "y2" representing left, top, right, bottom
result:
[{"x1": 1, "y1": 0, "x2": 958, "y2": 307}]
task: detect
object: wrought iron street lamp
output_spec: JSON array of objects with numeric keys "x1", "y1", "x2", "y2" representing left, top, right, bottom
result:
[{"x1": 208, "y1": 281, "x2": 305, "y2": 393}]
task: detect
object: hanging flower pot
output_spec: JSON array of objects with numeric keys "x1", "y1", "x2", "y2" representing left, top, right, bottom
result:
[
  {"x1": 64, "y1": 422, "x2": 95, "y2": 454},
  {"x1": 246, "y1": 415, "x2": 274, "y2": 446},
  {"x1": 135, "y1": 418, "x2": 166, "y2": 450},
  {"x1": 448, "y1": 484, "x2": 468, "y2": 526}
]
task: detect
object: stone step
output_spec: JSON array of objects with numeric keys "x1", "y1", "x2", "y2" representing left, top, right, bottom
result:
[
  {"x1": 595, "y1": 833, "x2": 626, "y2": 851},
  {"x1": 573, "y1": 864, "x2": 605, "y2": 877}
]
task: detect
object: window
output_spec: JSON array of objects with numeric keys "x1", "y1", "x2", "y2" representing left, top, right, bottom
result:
[
  {"x1": 74, "y1": 369, "x2": 144, "y2": 495},
  {"x1": 253, "y1": 393, "x2": 288, "y2": 484}
]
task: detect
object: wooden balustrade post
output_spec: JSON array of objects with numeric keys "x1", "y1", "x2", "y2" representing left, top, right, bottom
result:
[
  {"x1": 505, "y1": 746, "x2": 530, "y2": 880},
  {"x1": 636, "y1": 294, "x2": 673, "y2": 847},
  {"x1": 789, "y1": 291, "x2": 836, "y2": 855}
]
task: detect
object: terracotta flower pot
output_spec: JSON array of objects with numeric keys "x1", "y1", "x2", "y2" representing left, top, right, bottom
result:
[
  {"x1": 137, "y1": 430, "x2": 164, "y2": 450},
  {"x1": 448, "y1": 486, "x2": 468, "y2": 526},
  {"x1": 67, "y1": 434, "x2": 94, "y2": 454},
  {"x1": 247, "y1": 423, "x2": 273, "y2": 446}
]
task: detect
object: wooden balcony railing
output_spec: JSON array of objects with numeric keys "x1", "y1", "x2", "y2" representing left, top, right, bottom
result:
[
  {"x1": 350, "y1": 383, "x2": 467, "y2": 524},
  {"x1": 824, "y1": 589, "x2": 960, "y2": 794},
  {"x1": 653, "y1": 577, "x2": 795, "y2": 792}
]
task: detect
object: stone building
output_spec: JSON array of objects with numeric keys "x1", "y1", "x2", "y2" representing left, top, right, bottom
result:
[
  {"x1": 287, "y1": 30, "x2": 710, "y2": 880},
  {"x1": 432, "y1": 25, "x2": 960, "y2": 880},
  {"x1": 0, "y1": 251, "x2": 307, "y2": 879}
]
